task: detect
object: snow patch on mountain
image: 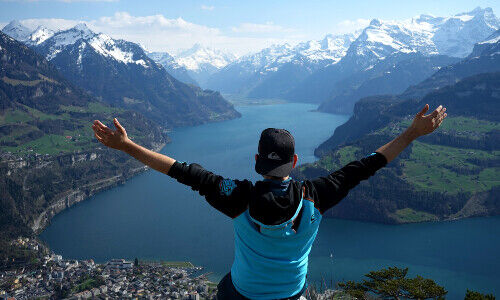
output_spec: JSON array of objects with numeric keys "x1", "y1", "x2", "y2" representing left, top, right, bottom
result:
[
  {"x1": 174, "y1": 43, "x2": 237, "y2": 72},
  {"x1": 481, "y1": 34, "x2": 500, "y2": 44},
  {"x1": 28, "y1": 26, "x2": 55, "y2": 45},
  {"x1": 480, "y1": 29, "x2": 500, "y2": 44},
  {"x1": 148, "y1": 52, "x2": 183, "y2": 69},
  {"x1": 229, "y1": 33, "x2": 357, "y2": 75},
  {"x1": 89, "y1": 33, "x2": 147, "y2": 67}
]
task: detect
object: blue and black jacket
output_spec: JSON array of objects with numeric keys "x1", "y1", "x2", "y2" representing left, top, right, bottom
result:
[{"x1": 167, "y1": 152, "x2": 387, "y2": 299}]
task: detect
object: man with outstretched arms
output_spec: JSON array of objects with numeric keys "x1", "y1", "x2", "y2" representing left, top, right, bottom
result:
[{"x1": 92, "y1": 104, "x2": 447, "y2": 300}]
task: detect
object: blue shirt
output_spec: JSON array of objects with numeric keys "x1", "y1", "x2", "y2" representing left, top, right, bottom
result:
[{"x1": 231, "y1": 196, "x2": 322, "y2": 299}]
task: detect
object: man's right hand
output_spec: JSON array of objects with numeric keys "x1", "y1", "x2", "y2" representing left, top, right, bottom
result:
[
  {"x1": 409, "y1": 104, "x2": 447, "y2": 137},
  {"x1": 375, "y1": 104, "x2": 447, "y2": 163},
  {"x1": 92, "y1": 118, "x2": 131, "y2": 151}
]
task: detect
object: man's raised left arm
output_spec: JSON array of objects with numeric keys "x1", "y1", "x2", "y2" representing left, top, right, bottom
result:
[{"x1": 92, "y1": 118, "x2": 176, "y2": 174}]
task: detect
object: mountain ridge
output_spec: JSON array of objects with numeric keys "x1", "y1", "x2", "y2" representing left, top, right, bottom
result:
[
  {"x1": 147, "y1": 51, "x2": 198, "y2": 86},
  {"x1": 206, "y1": 33, "x2": 357, "y2": 98},
  {"x1": 286, "y1": 7, "x2": 499, "y2": 105},
  {"x1": 25, "y1": 23, "x2": 240, "y2": 127}
]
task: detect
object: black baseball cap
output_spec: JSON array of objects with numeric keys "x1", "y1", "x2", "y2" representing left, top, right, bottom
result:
[{"x1": 255, "y1": 128, "x2": 295, "y2": 178}]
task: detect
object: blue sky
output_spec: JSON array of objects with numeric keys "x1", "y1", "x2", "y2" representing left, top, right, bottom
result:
[{"x1": 1, "y1": 0, "x2": 499, "y2": 55}]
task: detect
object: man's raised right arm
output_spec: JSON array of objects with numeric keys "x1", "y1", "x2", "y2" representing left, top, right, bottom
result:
[{"x1": 303, "y1": 103, "x2": 447, "y2": 214}]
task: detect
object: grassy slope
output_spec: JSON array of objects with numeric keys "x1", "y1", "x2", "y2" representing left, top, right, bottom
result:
[
  {"x1": 0, "y1": 102, "x2": 159, "y2": 155},
  {"x1": 403, "y1": 141, "x2": 499, "y2": 194}
]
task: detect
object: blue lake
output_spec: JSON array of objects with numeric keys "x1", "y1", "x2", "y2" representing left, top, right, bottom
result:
[{"x1": 40, "y1": 103, "x2": 500, "y2": 299}]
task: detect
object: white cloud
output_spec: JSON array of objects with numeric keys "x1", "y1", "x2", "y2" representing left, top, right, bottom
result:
[
  {"x1": 231, "y1": 22, "x2": 294, "y2": 34},
  {"x1": 88, "y1": 12, "x2": 226, "y2": 53},
  {"x1": 8, "y1": 13, "x2": 302, "y2": 55},
  {"x1": 334, "y1": 18, "x2": 371, "y2": 34},
  {"x1": 6, "y1": 12, "x2": 361, "y2": 56},
  {"x1": 16, "y1": 18, "x2": 80, "y2": 31},
  {"x1": 200, "y1": 5, "x2": 214, "y2": 11}
]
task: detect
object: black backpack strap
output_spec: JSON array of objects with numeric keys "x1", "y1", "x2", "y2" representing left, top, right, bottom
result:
[
  {"x1": 291, "y1": 187, "x2": 305, "y2": 233},
  {"x1": 291, "y1": 206, "x2": 303, "y2": 233}
]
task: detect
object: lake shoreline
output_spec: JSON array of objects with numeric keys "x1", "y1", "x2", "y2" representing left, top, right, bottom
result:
[
  {"x1": 39, "y1": 103, "x2": 500, "y2": 299},
  {"x1": 31, "y1": 142, "x2": 166, "y2": 235}
]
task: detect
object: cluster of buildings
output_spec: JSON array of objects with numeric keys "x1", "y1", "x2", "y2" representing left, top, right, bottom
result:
[
  {"x1": 0, "y1": 238, "x2": 345, "y2": 300},
  {"x1": 0, "y1": 241, "x2": 216, "y2": 300}
]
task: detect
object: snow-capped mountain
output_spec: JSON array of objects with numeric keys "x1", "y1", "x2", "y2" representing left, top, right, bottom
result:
[
  {"x1": 468, "y1": 28, "x2": 500, "y2": 57},
  {"x1": 147, "y1": 51, "x2": 198, "y2": 85},
  {"x1": 230, "y1": 33, "x2": 355, "y2": 75},
  {"x1": 433, "y1": 7, "x2": 499, "y2": 57},
  {"x1": 2, "y1": 20, "x2": 32, "y2": 42},
  {"x1": 206, "y1": 33, "x2": 357, "y2": 97},
  {"x1": 343, "y1": 7, "x2": 499, "y2": 70},
  {"x1": 287, "y1": 7, "x2": 499, "y2": 105},
  {"x1": 27, "y1": 26, "x2": 55, "y2": 46},
  {"x1": 37, "y1": 23, "x2": 151, "y2": 66},
  {"x1": 2, "y1": 21, "x2": 55, "y2": 46},
  {"x1": 25, "y1": 23, "x2": 239, "y2": 127},
  {"x1": 174, "y1": 44, "x2": 236, "y2": 86},
  {"x1": 402, "y1": 30, "x2": 500, "y2": 100},
  {"x1": 175, "y1": 43, "x2": 236, "y2": 71}
]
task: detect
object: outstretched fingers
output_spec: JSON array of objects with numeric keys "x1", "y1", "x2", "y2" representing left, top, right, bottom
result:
[
  {"x1": 113, "y1": 118, "x2": 126, "y2": 134},
  {"x1": 92, "y1": 125, "x2": 107, "y2": 139},
  {"x1": 433, "y1": 107, "x2": 447, "y2": 129},
  {"x1": 94, "y1": 120, "x2": 113, "y2": 134},
  {"x1": 430, "y1": 105, "x2": 443, "y2": 118},
  {"x1": 92, "y1": 121, "x2": 113, "y2": 138},
  {"x1": 435, "y1": 112, "x2": 447, "y2": 128}
]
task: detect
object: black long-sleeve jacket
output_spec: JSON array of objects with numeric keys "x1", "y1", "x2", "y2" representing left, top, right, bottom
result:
[{"x1": 167, "y1": 152, "x2": 387, "y2": 226}]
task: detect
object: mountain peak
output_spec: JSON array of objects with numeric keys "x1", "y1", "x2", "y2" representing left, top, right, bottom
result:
[
  {"x1": 2, "y1": 20, "x2": 32, "y2": 41},
  {"x1": 28, "y1": 25, "x2": 55, "y2": 45},
  {"x1": 456, "y1": 6, "x2": 497, "y2": 22},
  {"x1": 33, "y1": 25, "x2": 48, "y2": 31},
  {"x1": 191, "y1": 43, "x2": 203, "y2": 50},
  {"x1": 71, "y1": 23, "x2": 93, "y2": 34},
  {"x1": 176, "y1": 44, "x2": 236, "y2": 71},
  {"x1": 369, "y1": 19, "x2": 382, "y2": 27},
  {"x1": 46, "y1": 22, "x2": 96, "y2": 46},
  {"x1": 470, "y1": 6, "x2": 488, "y2": 14},
  {"x1": 5, "y1": 20, "x2": 23, "y2": 27}
]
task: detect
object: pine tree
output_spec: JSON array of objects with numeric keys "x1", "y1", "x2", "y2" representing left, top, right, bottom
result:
[
  {"x1": 338, "y1": 266, "x2": 447, "y2": 299},
  {"x1": 464, "y1": 289, "x2": 495, "y2": 300}
]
